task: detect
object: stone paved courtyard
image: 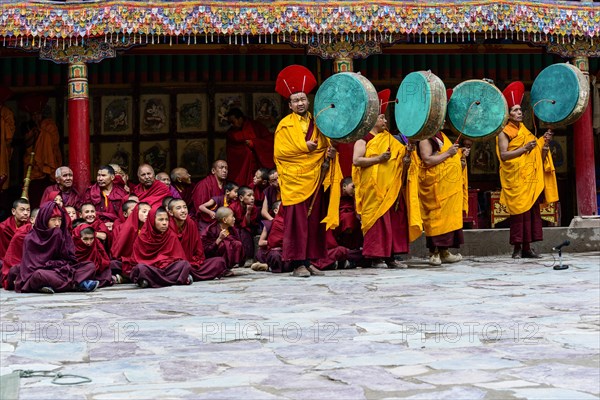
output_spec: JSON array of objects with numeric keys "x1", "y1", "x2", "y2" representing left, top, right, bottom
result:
[{"x1": 1, "y1": 252, "x2": 599, "y2": 399}]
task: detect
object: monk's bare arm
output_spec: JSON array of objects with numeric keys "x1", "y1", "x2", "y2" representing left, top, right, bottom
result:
[
  {"x1": 498, "y1": 132, "x2": 535, "y2": 161},
  {"x1": 261, "y1": 199, "x2": 273, "y2": 221},
  {"x1": 258, "y1": 226, "x2": 268, "y2": 247},
  {"x1": 418, "y1": 140, "x2": 458, "y2": 167},
  {"x1": 199, "y1": 199, "x2": 217, "y2": 218},
  {"x1": 352, "y1": 140, "x2": 389, "y2": 168}
]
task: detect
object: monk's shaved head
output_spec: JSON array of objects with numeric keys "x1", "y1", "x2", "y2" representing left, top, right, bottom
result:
[{"x1": 215, "y1": 206, "x2": 233, "y2": 221}]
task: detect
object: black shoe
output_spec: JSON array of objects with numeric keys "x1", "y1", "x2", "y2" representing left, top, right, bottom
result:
[
  {"x1": 522, "y1": 249, "x2": 542, "y2": 259},
  {"x1": 512, "y1": 251, "x2": 521, "y2": 259},
  {"x1": 40, "y1": 287, "x2": 55, "y2": 294},
  {"x1": 138, "y1": 279, "x2": 149, "y2": 288}
]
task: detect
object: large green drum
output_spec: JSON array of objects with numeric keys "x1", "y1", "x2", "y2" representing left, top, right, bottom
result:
[
  {"x1": 447, "y1": 80, "x2": 508, "y2": 140},
  {"x1": 314, "y1": 72, "x2": 379, "y2": 143},
  {"x1": 394, "y1": 71, "x2": 447, "y2": 140},
  {"x1": 531, "y1": 63, "x2": 589, "y2": 128}
]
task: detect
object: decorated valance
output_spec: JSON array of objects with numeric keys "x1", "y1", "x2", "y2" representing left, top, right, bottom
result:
[{"x1": 0, "y1": 1, "x2": 598, "y2": 45}]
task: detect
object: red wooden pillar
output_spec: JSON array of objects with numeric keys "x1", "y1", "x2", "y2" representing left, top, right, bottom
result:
[
  {"x1": 572, "y1": 56, "x2": 597, "y2": 216},
  {"x1": 67, "y1": 62, "x2": 91, "y2": 194}
]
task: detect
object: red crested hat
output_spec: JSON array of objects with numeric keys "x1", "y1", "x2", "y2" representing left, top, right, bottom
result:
[
  {"x1": 0, "y1": 87, "x2": 13, "y2": 104},
  {"x1": 378, "y1": 89, "x2": 391, "y2": 115},
  {"x1": 502, "y1": 81, "x2": 525, "y2": 110},
  {"x1": 19, "y1": 94, "x2": 48, "y2": 114},
  {"x1": 446, "y1": 88, "x2": 453, "y2": 101},
  {"x1": 275, "y1": 65, "x2": 317, "y2": 99}
]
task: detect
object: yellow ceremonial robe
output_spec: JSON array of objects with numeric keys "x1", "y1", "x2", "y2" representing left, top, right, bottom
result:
[
  {"x1": 274, "y1": 112, "x2": 343, "y2": 230},
  {"x1": 418, "y1": 132, "x2": 464, "y2": 237},
  {"x1": 0, "y1": 105, "x2": 15, "y2": 190},
  {"x1": 352, "y1": 130, "x2": 421, "y2": 242},
  {"x1": 495, "y1": 122, "x2": 558, "y2": 215}
]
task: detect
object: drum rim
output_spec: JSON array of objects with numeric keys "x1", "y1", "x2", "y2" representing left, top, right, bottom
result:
[{"x1": 447, "y1": 79, "x2": 508, "y2": 140}]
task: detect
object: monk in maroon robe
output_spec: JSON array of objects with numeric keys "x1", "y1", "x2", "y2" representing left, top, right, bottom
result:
[
  {"x1": 0, "y1": 199, "x2": 31, "y2": 258},
  {"x1": 15, "y1": 202, "x2": 98, "y2": 294},
  {"x1": 80, "y1": 203, "x2": 112, "y2": 249},
  {"x1": 81, "y1": 165, "x2": 128, "y2": 223},
  {"x1": 257, "y1": 204, "x2": 292, "y2": 273},
  {"x1": 260, "y1": 169, "x2": 281, "y2": 221},
  {"x1": 72, "y1": 224, "x2": 113, "y2": 287},
  {"x1": 170, "y1": 168, "x2": 194, "y2": 210},
  {"x1": 201, "y1": 207, "x2": 243, "y2": 270},
  {"x1": 335, "y1": 177, "x2": 363, "y2": 250},
  {"x1": 250, "y1": 168, "x2": 269, "y2": 210},
  {"x1": 110, "y1": 202, "x2": 151, "y2": 279},
  {"x1": 225, "y1": 108, "x2": 275, "y2": 186},
  {"x1": 198, "y1": 182, "x2": 239, "y2": 222},
  {"x1": 229, "y1": 186, "x2": 259, "y2": 264},
  {"x1": 131, "y1": 164, "x2": 170, "y2": 208},
  {"x1": 40, "y1": 166, "x2": 81, "y2": 209},
  {"x1": 2, "y1": 208, "x2": 39, "y2": 290},
  {"x1": 168, "y1": 199, "x2": 228, "y2": 280},
  {"x1": 190, "y1": 160, "x2": 227, "y2": 225},
  {"x1": 130, "y1": 206, "x2": 192, "y2": 288},
  {"x1": 313, "y1": 230, "x2": 351, "y2": 270}
]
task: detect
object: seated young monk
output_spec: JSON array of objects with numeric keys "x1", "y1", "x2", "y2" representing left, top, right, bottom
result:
[
  {"x1": 64, "y1": 206, "x2": 78, "y2": 223},
  {"x1": 229, "y1": 186, "x2": 259, "y2": 267},
  {"x1": 79, "y1": 203, "x2": 112, "y2": 248},
  {"x1": 256, "y1": 201, "x2": 292, "y2": 273},
  {"x1": 2, "y1": 208, "x2": 39, "y2": 290},
  {"x1": 168, "y1": 199, "x2": 229, "y2": 280},
  {"x1": 130, "y1": 206, "x2": 193, "y2": 288},
  {"x1": 113, "y1": 199, "x2": 138, "y2": 231},
  {"x1": 110, "y1": 202, "x2": 151, "y2": 281},
  {"x1": 249, "y1": 168, "x2": 269, "y2": 210},
  {"x1": 72, "y1": 223, "x2": 113, "y2": 287},
  {"x1": 201, "y1": 207, "x2": 243, "y2": 271},
  {"x1": 198, "y1": 182, "x2": 239, "y2": 223},
  {"x1": 15, "y1": 202, "x2": 99, "y2": 294},
  {"x1": 260, "y1": 169, "x2": 280, "y2": 221},
  {"x1": 335, "y1": 177, "x2": 364, "y2": 252}
]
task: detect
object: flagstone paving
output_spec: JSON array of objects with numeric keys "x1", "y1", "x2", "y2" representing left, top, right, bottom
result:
[{"x1": 1, "y1": 252, "x2": 599, "y2": 399}]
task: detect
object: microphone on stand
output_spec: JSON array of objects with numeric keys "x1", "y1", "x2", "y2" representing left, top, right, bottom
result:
[{"x1": 551, "y1": 240, "x2": 570, "y2": 270}]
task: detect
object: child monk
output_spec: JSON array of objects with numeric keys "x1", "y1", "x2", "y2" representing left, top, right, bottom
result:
[
  {"x1": 198, "y1": 182, "x2": 239, "y2": 221},
  {"x1": 250, "y1": 168, "x2": 269, "y2": 210},
  {"x1": 2, "y1": 208, "x2": 39, "y2": 290},
  {"x1": 110, "y1": 202, "x2": 151, "y2": 281},
  {"x1": 201, "y1": 207, "x2": 243, "y2": 270},
  {"x1": 255, "y1": 201, "x2": 292, "y2": 273},
  {"x1": 168, "y1": 199, "x2": 229, "y2": 280},
  {"x1": 229, "y1": 186, "x2": 259, "y2": 267},
  {"x1": 72, "y1": 224, "x2": 114, "y2": 287},
  {"x1": 79, "y1": 203, "x2": 112, "y2": 247},
  {"x1": 130, "y1": 206, "x2": 193, "y2": 288},
  {"x1": 15, "y1": 202, "x2": 99, "y2": 294}
]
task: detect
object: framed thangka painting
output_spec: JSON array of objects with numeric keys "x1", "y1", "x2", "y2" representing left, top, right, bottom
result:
[
  {"x1": 549, "y1": 135, "x2": 567, "y2": 174},
  {"x1": 140, "y1": 95, "x2": 169, "y2": 134},
  {"x1": 101, "y1": 96, "x2": 132, "y2": 135},
  {"x1": 214, "y1": 93, "x2": 246, "y2": 132},
  {"x1": 470, "y1": 138, "x2": 499, "y2": 175},
  {"x1": 177, "y1": 139, "x2": 209, "y2": 178},
  {"x1": 99, "y1": 142, "x2": 132, "y2": 175},
  {"x1": 252, "y1": 93, "x2": 281, "y2": 131},
  {"x1": 176, "y1": 93, "x2": 207, "y2": 132},
  {"x1": 140, "y1": 141, "x2": 170, "y2": 173}
]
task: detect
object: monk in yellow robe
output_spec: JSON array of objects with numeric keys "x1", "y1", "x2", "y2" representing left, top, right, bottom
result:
[
  {"x1": 417, "y1": 132, "x2": 466, "y2": 266},
  {"x1": 0, "y1": 87, "x2": 15, "y2": 191},
  {"x1": 352, "y1": 89, "x2": 421, "y2": 268},
  {"x1": 496, "y1": 81, "x2": 558, "y2": 259},
  {"x1": 274, "y1": 65, "x2": 343, "y2": 278}
]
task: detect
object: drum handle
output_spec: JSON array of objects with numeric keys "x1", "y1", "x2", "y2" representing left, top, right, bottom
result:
[
  {"x1": 315, "y1": 103, "x2": 335, "y2": 120},
  {"x1": 531, "y1": 98, "x2": 556, "y2": 137}
]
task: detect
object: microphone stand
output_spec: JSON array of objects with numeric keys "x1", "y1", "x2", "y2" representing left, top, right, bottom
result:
[{"x1": 553, "y1": 247, "x2": 569, "y2": 270}]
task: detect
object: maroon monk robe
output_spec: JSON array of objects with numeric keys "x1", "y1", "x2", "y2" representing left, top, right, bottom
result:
[
  {"x1": 15, "y1": 203, "x2": 96, "y2": 293},
  {"x1": 509, "y1": 198, "x2": 543, "y2": 246},
  {"x1": 41, "y1": 184, "x2": 81, "y2": 209},
  {"x1": 227, "y1": 119, "x2": 275, "y2": 186},
  {"x1": 250, "y1": 182, "x2": 267, "y2": 210},
  {"x1": 201, "y1": 221, "x2": 244, "y2": 269},
  {"x1": 261, "y1": 214, "x2": 292, "y2": 273},
  {"x1": 0, "y1": 216, "x2": 29, "y2": 258},
  {"x1": 313, "y1": 230, "x2": 350, "y2": 270},
  {"x1": 262, "y1": 186, "x2": 281, "y2": 217},
  {"x1": 335, "y1": 195, "x2": 363, "y2": 250},
  {"x1": 229, "y1": 201, "x2": 259, "y2": 260},
  {"x1": 362, "y1": 192, "x2": 410, "y2": 259},
  {"x1": 132, "y1": 179, "x2": 170, "y2": 208},
  {"x1": 81, "y1": 183, "x2": 129, "y2": 222},
  {"x1": 110, "y1": 204, "x2": 143, "y2": 277},
  {"x1": 130, "y1": 207, "x2": 192, "y2": 288},
  {"x1": 72, "y1": 224, "x2": 113, "y2": 287},
  {"x1": 2, "y1": 224, "x2": 32, "y2": 290},
  {"x1": 169, "y1": 218, "x2": 227, "y2": 281},
  {"x1": 89, "y1": 218, "x2": 113, "y2": 252},
  {"x1": 190, "y1": 175, "x2": 225, "y2": 223}
]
